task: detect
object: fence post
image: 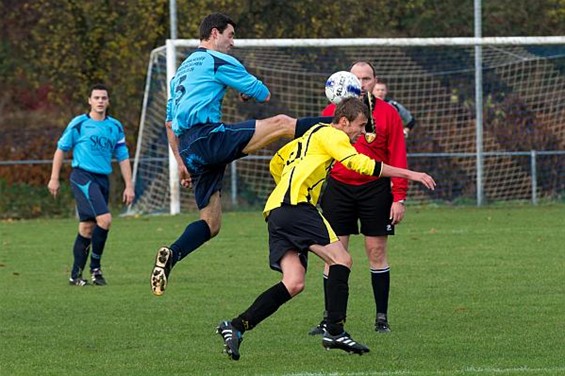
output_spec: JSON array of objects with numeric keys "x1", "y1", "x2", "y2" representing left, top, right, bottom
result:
[{"x1": 530, "y1": 150, "x2": 538, "y2": 205}]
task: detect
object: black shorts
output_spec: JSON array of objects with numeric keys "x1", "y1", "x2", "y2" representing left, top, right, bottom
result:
[
  {"x1": 178, "y1": 120, "x2": 256, "y2": 209},
  {"x1": 320, "y1": 176, "x2": 394, "y2": 237},
  {"x1": 267, "y1": 203, "x2": 338, "y2": 273},
  {"x1": 70, "y1": 168, "x2": 110, "y2": 222}
]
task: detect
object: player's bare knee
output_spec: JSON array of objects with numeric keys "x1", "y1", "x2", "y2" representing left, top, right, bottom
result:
[
  {"x1": 334, "y1": 252, "x2": 352, "y2": 268},
  {"x1": 96, "y1": 213, "x2": 112, "y2": 229},
  {"x1": 279, "y1": 114, "x2": 296, "y2": 135},
  {"x1": 368, "y1": 246, "x2": 387, "y2": 265},
  {"x1": 284, "y1": 279, "x2": 305, "y2": 297},
  {"x1": 267, "y1": 114, "x2": 295, "y2": 136},
  {"x1": 79, "y1": 221, "x2": 95, "y2": 237}
]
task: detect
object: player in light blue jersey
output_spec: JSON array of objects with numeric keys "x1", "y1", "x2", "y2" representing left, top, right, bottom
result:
[
  {"x1": 151, "y1": 12, "x2": 331, "y2": 297},
  {"x1": 48, "y1": 84, "x2": 135, "y2": 286}
]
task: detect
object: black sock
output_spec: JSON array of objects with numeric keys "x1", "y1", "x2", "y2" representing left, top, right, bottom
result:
[
  {"x1": 90, "y1": 226, "x2": 109, "y2": 271},
  {"x1": 325, "y1": 264, "x2": 350, "y2": 335},
  {"x1": 232, "y1": 282, "x2": 292, "y2": 333},
  {"x1": 321, "y1": 274, "x2": 329, "y2": 322},
  {"x1": 371, "y1": 267, "x2": 390, "y2": 317},
  {"x1": 294, "y1": 116, "x2": 333, "y2": 138},
  {"x1": 71, "y1": 234, "x2": 90, "y2": 279},
  {"x1": 170, "y1": 220, "x2": 211, "y2": 266}
]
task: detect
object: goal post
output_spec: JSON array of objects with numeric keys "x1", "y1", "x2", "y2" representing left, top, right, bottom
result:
[{"x1": 130, "y1": 37, "x2": 565, "y2": 215}]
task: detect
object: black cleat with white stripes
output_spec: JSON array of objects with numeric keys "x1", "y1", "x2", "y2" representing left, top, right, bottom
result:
[
  {"x1": 217, "y1": 321, "x2": 243, "y2": 360},
  {"x1": 322, "y1": 331, "x2": 370, "y2": 355}
]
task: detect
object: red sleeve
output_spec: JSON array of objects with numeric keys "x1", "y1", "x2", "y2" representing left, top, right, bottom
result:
[{"x1": 386, "y1": 107, "x2": 408, "y2": 202}]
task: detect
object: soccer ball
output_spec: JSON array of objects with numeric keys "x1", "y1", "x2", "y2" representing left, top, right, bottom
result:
[{"x1": 325, "y1": 71, "x2": 362, "y2": 104}]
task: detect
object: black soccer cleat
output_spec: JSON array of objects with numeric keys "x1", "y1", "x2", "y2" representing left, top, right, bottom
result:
[
  {"x1": 151, "y1": 246, "x2": 173, "y2": 296},
  {"x1": 375, "y1": 313, "x2": 391, "y2": 333},
  {"x1": 90, "y1": 268, "x2": 107, "y2": 286},
  {"x1": 216, "y1": 321, "x2": 243, "y2": 361},
  {"x1": 322, "y1": 331, "x2": 370, "y2": 355},
  {"x1": 69, "y1": 277, "x2": 88, "y2": 286},
  {"x1": 308, "y1": 320, "x2": 327, "y2": 336}
]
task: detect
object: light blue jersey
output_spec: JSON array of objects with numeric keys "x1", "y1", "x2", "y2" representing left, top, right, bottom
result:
[
  {"x1": 57, "y1": 114, "x2": 129, "y2": 175},
  {"x1": 168, "y1": 47, "x2": 270, "y2": 136}
]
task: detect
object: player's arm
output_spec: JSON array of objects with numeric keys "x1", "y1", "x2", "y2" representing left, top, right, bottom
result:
[
  {"x1": 378, "y1": 164, "x2": 435, "y2": 190},
  {"x1": 118, "y1": 158, "x2": 135, "y2": 205},
  {"x1": 48, "y1": 148, "x2": 65, "y2": 198},
  {"x1": 165, "y1": 121, "x2": 192, "y2": 189},
  {"x1": 323, "y1": 130, "x2": 434, "y2": 190},
  {"x1": 219, "y1": 57, "x2": 270, "y2": 102},
  {"x1": 112, "y1": 126, "x2": 135, "y2": 204}
]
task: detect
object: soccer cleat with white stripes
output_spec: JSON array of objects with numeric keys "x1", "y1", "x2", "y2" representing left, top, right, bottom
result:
[
  {"x1": 151, "y1": 246, "x2": 173, "y2": 296},
  {"x1": 322, "y1": 331, "x2": 370, "y2": 355},
  {"x1": 90, "y1": 268, "x2": 107, "y2": 286},
  {"x1": 69, "y1": 277, "x2": 88, "y2": 286},
  {"x1": 216, "y1": 321, "x2": 243, "y2": 361}
]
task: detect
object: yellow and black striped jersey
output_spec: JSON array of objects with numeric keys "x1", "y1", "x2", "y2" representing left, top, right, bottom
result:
[{"x1": 263, "y1": 123, "x2": 382, "y2": 217}]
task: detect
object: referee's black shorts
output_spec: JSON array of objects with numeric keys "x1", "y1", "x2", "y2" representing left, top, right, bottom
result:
[
  {"x1": 320, "y1": 176, "x2": 394, "y2": 237},
  {"x1": 267, "y1": 203, "x2": 338, "y2": 273}
]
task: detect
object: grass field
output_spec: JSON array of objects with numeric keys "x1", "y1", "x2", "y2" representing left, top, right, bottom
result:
[{"x1": 1, "y1": 205, "x2": 564, "y2": 376}]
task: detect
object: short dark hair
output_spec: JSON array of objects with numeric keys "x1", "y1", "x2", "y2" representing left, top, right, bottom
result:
[
  {"x1": 333, "y1": 97, "x2": 370, "y2": 124},
  {"x1": 349, "y1": 60, "x2": 377, "y2": 78},
  {"x1": 90, "y1": 83, "x2": 109, "y2": 96},
  {"x1": 199, "y1": 13, "x2": 236, "y2": 40}
]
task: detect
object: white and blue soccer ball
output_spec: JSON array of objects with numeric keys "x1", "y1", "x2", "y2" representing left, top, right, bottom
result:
[{"x1": 325, "y1": 71, "x2": 362, "y2": 104}]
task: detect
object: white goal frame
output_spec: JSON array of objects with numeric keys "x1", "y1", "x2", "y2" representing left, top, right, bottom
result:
[{"x1": 132, "y1": 36, "x2": 565, "y2": 214}]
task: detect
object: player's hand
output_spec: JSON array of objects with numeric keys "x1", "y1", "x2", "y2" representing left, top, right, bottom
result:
[
  {"x1": 239, "y1": 93, "x2": 251, "y2": 102},
  {"x1": 123, "y1": 186, "x2": 135, "y2": 205},
  {"x1": 179, "y1": 165, "x2": 192, "y2": 189},
  {"x1": 416, "y1": 172, "x2": 436, "y2": 190},
  {"x1": 390, "y1": 201, "x2": 406, "y2": 225},
  {"x1": 47, "y1": 178, "x2": 60, "y2": 198}
]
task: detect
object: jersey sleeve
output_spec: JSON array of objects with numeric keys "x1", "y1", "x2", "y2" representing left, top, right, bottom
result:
[
  {"x1": 217, "y1": 56, "x2": 270, "y2": 102},
  {"x1": 112, "y1": 121, "x2": 130, "y2": 162},
  {"x1": 57, "y1": 117, "x2": 81, "y2": 151}
]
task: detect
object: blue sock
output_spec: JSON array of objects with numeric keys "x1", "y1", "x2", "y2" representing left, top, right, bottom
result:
[
  {"x1": 71, "y1": 234, "x2": 91, "y2": 279},
  {"x1": 170, "y1": 220, "x2": 211, "y2": 265},
  {"x1": 295, "y1": 116, "x2": 333, "y2": 138},
  {"x1": 90, "y1": 225, "x2": 109, "y2": 271}
]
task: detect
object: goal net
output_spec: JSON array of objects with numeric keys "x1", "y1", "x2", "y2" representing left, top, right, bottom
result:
[{"x1": 130, "y1": 38, "x2": 565, "y2": 214}]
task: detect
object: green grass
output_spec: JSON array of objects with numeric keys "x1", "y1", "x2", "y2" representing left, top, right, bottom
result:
[{"x1": 1, "y1": 205, "x2": 564, "y2": 376}]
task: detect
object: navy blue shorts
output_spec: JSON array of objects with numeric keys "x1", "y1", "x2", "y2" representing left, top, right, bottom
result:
[
  {"x1": 267, "y1": 203, "x2": 338, "y2": 273},
  {"x1": 69, "y1": 168, "x2": 110, "y2": 221},
  {"x1": 178, "y1": 121, "x2": 256, "y2": 210},
  {"x1": 320, "y1": 176, "x2": 394, "y2": 237}
]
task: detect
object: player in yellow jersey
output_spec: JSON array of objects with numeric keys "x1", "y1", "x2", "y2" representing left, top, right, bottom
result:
[{"x1": 217, "y1": 97, "x2": 435, "y2": 360}]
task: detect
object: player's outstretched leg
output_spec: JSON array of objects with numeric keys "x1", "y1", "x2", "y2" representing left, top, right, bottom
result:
[
  {"x1": 150, "y1": 246, "x2": 173, "y2": 296},
  {"x1": 322, "y1": 331, "x2": 370, "y2": 355},
  {"x1": 216, "y1": 321, "x2": 243, "y2": 361}
]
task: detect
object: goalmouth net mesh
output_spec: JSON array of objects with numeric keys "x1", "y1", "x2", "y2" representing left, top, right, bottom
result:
[{"x1": 131, "y1": 39, "x2": 565, "y2": 214}]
